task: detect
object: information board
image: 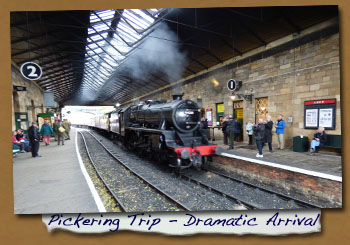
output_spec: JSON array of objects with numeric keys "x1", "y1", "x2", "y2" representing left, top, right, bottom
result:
[
  {"x1": 305, "y1": 109, "x2": 318, "y2": 127},
  {"x1": 319, "y1": 108, "x2": 333, "y2": 128},
  {"x1": 217, "y1": 104, "x2": 224, "y2": 113},
  {"x1": 206, "y1": 109, "x2": 213, "y2": 126},
  {"x1": 304, "y1": 99, "x2": 336, "y2": 130}
]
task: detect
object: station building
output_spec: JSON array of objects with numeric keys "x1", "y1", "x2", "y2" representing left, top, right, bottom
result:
[
  {"x1": 11, "y1": 64, "x2": 59, "y2": 132},
  {"x1": 10, "y1": 7, "x2": 341, "y2": 148},
  {"x1": 10, "y1": 7, "x2": 342, "y2": 214},
  {"x1": 132, "y1": 18, "x2": 340, "y2": 148}
]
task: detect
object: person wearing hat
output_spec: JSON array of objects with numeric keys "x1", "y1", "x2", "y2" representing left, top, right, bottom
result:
[
  {"x1": 55, "y1": 119, "x2": 66, "y2": 146},
  {"x1": 28, "y1": 122, "x2": 41, "y2": 157}
]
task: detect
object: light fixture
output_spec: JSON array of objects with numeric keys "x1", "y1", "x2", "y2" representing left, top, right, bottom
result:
[
  {"x1": 231, "y1": 94, "x2": 236, "y2": 100},
  {"x1": 115, "y1": 103, "x2": 121, "y2": 107}
]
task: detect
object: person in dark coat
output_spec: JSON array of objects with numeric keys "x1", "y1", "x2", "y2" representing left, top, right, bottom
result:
[
  {"x1": 53, "y1": 118, "x2": 58, "y2": 141},
  {"x1": 28, "y1": 122, "x2": 41, "y2": 157},
  {"x1": 222, "y1": 116, "x2": 229, "y2": 145},
  {"x1": 310, "y1": 127, "x2": 327, "y2": 155},
  {"x1": 55, "y1": 120, "x2": 66, "y2": 146},
  {"x1": 233, "y1": 119, "x2": 241, "y2": 142},
  {"x1": 263, "y1": 115, "x2": 274, "y2": 153},
  {"x1": 253, "y1": 118, "x2": 265, "y2": 158},
  {"x1": 200, "y1": 116, "x2": 209, "y2": 138},
  {"x1": 226, "y1": 115, "x2": 235, "y2": 149}
]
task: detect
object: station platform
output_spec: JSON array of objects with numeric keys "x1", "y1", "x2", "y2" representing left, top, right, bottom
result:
[
  {"x1": 210, "y1": 140, "x2": 342, "y2": 208},
  {"x1": 212, "y1": 140, "x2": 342, "y2": 178},
  {"x1": 13, "y1": 128, "x2": 101, "y2": 214}
]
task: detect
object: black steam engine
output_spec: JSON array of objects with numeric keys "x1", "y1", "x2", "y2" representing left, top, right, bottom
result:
[{"x1": 90, "y1": 94, "x2": 221, "y2": 170}]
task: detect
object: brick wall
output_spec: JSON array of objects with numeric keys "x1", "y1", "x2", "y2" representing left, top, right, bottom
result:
[
  {"x1": 11, "y1": 66, "x2": 45, "y2": 131},
  {"x1": 213, "y1": 155, "x2": 342, "y2": 208},
  {"x1": 127, "y1": 21, "x2": 341, "y2": 148}
]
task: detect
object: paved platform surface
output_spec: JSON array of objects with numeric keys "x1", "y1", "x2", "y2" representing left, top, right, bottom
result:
[
  {"x1": 212, "y1": 138, "x2": 342, "y2": 177},
  {"x1": 13, "y1": 128, "x2": 99, "y2": 214}
]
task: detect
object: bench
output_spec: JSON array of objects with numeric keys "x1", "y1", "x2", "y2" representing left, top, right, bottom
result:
[{"x1": 315, "y1": 134, "x2": 341, "y2": 153}]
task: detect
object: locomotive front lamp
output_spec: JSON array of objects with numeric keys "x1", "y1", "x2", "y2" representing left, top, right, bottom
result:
[{"x1": 181, "y1": 149, "x2": 190, "y2": 159}]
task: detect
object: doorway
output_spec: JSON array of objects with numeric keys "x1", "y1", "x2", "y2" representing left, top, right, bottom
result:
[
  {"x1": 233, "y1": 100, "x2": 244, "y2": 141},
  {"x1": 255, "y1": 97, "x2": 268, "y2": 123}
]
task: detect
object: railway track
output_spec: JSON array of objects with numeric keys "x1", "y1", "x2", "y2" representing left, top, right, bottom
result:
[
  {"x1": 79, "y1": 131, "x2": 190, "y2": 212},
  {"x1": 177, "y1": 167, "x2": 321, "y2": 209},
  {"x1": 83, "y1": 129, "x2": 319, "y2": 210},
  {"x1": 202, "y1": 167, "x2": 321, "y2": 209},
  {"x1": 86, "y1": 130, "x2": 245, "y2": 211}
]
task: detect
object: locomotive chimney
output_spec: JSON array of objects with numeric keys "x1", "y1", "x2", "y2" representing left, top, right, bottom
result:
[{"x1": 172, "y1": 93, "x2": 184, "y2": 100}]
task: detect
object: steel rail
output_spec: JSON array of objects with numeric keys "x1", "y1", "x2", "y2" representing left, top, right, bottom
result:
[
  {"x1": 176, "y1": 173, "x2": 256, "y2": 210},
  {"x1": 202, "y1": 167, "x2": 321, "y2": 209},
  {"x1": 79, "y1": 131, "x2": 127, "y2": 212},
  {"x1": 87, "y1": 131, "x2": 192, "y2": 211}
]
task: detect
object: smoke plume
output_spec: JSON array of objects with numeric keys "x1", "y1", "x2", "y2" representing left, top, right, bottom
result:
[{"x1": 122, "y1": 22, "x2": 188, "y2": 83}]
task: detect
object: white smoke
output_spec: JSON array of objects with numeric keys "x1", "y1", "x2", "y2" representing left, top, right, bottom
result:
[{"x1": 122, "y1": 22, "x2": 188, "y2": 82}]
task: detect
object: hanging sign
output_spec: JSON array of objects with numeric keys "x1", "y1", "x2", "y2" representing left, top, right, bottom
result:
[
  {"x1": 227, "y1": 79, "x2": 242, "y2": 92},
  {"x1": 20, "y1": 62, "x2": 43, "y2": 80},
  {"x1": 13, "y1": 85, "x2": 27, "y2": 91}
]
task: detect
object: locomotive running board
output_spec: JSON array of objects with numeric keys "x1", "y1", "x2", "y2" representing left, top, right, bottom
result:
[{"x1": 126, "y1": 127, "x2": 162, "y2": 134}]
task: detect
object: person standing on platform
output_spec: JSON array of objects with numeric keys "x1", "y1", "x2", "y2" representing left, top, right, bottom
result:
[
  {"x1": 226, "y1": 115, "x2": 235, "y2": 149},
  {"x1": 63, "y1": 119, "x2": 71, "y2": 140},
  {"x1": 55, "y1": 120, "x2": 66, "y2": 146},
  {"x1": 53, "y1": 118, "x2": 58, "y2": 141},
  {"x1": 222, "y1": 116, "x2": 229, "y2": 145},
  {"x1": 310, "y1": 127, "x2": 327, "y2": 155},
  {"x1": 253, "y1": 118, "x2": 265, "y2": 158},
  {"x1": 263, "y1": 115, "x2": 274, "y2": 153},
  {"x1": 28, "y1": 122, "x2": 41, "y2": 157},
  {"x1": 40, "y1": 120, "x2": 53, "y2": 146},
  {"x1": 246, "y1": 119, "x2": 253, "y2": 145},
  {"x1": 233, "y1": 119, "x2": 241, "y2": 142},
  {"x1": 274, "y1": 114, "x2": 286, "y2": 150},
  {"x1": 200, "y1": 116, "x2": 209, "y2": 138}
]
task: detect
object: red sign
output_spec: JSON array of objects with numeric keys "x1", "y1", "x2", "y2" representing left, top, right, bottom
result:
[{"x1": 304, "y1": 99, "x2": 336, "y2": 105}]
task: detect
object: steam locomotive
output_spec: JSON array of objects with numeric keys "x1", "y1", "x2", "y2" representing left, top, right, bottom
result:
[{"x1": 87, "y1": 94, "x2": 221, "y2": 170}]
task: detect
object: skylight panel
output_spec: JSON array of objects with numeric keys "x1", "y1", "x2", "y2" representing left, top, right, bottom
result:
[
  {"x1": 97, "y1": 10, "x2": 115, "y2": 19},
  {"x1": 118, "y1": 21, "x2": 141, "y2": 39},
  {"x1": 125, "y1": 10, "x2": 150, "y2": 28},
  {"x1": 82, "y1": 8, "x2": 164, "y2": 94},
  {"x1": 132, "y1": 9, "x2": 155, "y2": 23},
  {"x1": 93, "y1": 22, "x2": 110, "y2": 32}
]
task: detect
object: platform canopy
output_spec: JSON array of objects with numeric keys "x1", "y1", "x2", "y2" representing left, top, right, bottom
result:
[{"x1": 10, "y1": 6, "x2": 338, "y2": 106}]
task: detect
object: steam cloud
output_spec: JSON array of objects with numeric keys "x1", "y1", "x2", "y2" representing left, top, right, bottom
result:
[
  {"x1": 78, "y1": 22, "x2": 188, "y2": 105},
  {"x1": 122, "y1": 22, "x2": 188, "y2": 83}
]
